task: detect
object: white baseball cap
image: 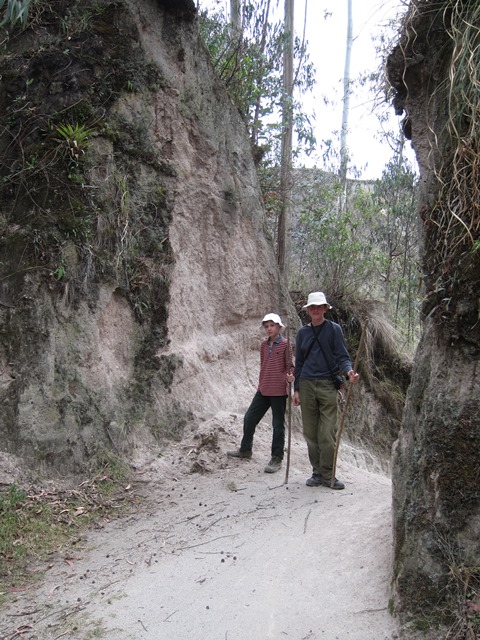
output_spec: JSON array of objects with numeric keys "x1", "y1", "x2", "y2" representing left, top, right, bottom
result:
[
  {"x1": 302, "y1": 292, "x2": 332, "y2": 309},
  {"x1": 261, "y1": 313, "x2": 285, "y2": 328}
]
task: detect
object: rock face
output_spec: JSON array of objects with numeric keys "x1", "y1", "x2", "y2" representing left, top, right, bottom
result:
[
  {"x1": 0, "y1": 0, "x2": 293, "y2": 474},
  {"x1": 387, "y1": 0, "x2": 480, "y2": 627}
]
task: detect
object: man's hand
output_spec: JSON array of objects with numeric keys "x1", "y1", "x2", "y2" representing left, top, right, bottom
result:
[
  {"x1": 347, "y1": 370, "x2": 360, "y2": 384},
  {"x1": 293, "y1": 390, "x2": 301, "y2": 406}
]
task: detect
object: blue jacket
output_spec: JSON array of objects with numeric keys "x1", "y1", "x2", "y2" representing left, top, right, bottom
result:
[{"x1": 294, "y1": 320, "x2": 352, "y2": 391}]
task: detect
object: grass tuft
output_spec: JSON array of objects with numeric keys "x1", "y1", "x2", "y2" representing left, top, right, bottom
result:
[
  {"x1": 429, "y1": 1, "x2": 480, "y2": 261},
  {"x1": 0, "y1": 454, "x2": 140, "y2": 602}
]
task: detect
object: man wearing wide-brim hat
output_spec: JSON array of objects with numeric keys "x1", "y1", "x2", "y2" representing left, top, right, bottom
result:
[{"x1": 293, "y1": 292, "x2": 359, "y2": 489}]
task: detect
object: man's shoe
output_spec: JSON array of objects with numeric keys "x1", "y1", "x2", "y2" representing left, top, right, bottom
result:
[
  {"x1": 306, "y1": 473, "x2": 322, "y2": 486},
  {"x1": 226, "y1": 449, "x2": 252, "y2": 459},
  {"x1": 264, "y1": 456, "x2": 282, "y2": 473},
  {"x1": 321, "y1": 477, "x2": 345, "y2": 490}
]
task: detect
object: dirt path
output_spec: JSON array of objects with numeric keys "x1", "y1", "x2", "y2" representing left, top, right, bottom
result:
[{"x1": 0, "y1": 413, "x2": 400, "y2": 640}]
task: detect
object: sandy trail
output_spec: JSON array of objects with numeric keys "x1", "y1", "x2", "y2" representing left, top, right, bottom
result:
[{"x1": 0, "y1": 413, "x2": 400, "y2": 640}]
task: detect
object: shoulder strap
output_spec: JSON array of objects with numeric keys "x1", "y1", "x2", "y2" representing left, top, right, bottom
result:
[
  {"x1": 310, "y1": 322, "x2": 337, "y2": 379},
  {"x1": 302, "y1": 322, "x2": 324, "y2": 362}
]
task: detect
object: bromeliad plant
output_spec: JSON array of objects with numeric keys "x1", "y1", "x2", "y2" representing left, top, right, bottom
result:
[
  {"x1": 0, "y1": 0, "x2": 31, "y2": 27},
  {"x1": 53, "y1": 122, "x2": 94, "y2": 160}
]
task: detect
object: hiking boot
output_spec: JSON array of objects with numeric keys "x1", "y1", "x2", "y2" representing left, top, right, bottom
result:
[
  {"x1": 321, "y1": 477, "x2": 345, "y2": 490},
  {"x1": 264, "y1": 456, "x2": 282, "y2": 473},
  {"x1": 226, "y1": 449, "x2": 252, "y2": 459},
  {"x1": 306, "y1": 473, "x2": 322, "y2": 486}
]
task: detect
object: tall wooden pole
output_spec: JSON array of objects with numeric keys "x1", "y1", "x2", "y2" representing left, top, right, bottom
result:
[
  {"x1": 331, "y1": 321, "x2": 366, "y2": 487},
  {"x1": 284, "y1": 320, "x2": 293, "y2": 485}
]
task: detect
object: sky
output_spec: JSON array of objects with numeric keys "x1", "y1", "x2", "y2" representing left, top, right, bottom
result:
[
  {"x1": 294, "y1": 0, "x2": 415, "y2": 178},
  {"x1": 198, "y1": 0, "x2": 417, "y2": 180}
]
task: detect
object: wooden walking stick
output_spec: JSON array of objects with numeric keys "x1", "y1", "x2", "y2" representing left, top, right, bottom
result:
[
  {"x1": 331, "y1": 321, "x2": 367, "y2": 487},
  {"x1": 284, "y1": 321, "x2": 293, "y2": 485}
]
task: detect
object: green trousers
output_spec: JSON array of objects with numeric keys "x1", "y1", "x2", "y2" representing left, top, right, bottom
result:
[{"x1": 299, "y1": 379, "x2": 338, "y2": 479}]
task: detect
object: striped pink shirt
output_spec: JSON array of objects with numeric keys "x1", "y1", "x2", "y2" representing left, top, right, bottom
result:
[{"x1": 257, "y1": 336, "x2": 294, "y2": 396}]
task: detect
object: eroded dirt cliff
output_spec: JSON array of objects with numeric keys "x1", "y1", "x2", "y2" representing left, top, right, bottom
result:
[
  {"x1": 387, "y1": 1, "x2": 480, "y2": 633},
  {"x1": 0, "y1": 0, "x2": 293, "y2": 476}
]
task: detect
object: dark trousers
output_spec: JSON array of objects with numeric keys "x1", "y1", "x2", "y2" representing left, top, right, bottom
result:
[{"x1": 240, "y1": 391, "x2": 287, "y2": 459}]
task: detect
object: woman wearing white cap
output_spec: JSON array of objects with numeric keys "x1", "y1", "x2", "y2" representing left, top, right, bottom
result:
[
  {"x1": 293, "y1": 292, "x2": 359, "y2": 489},
  {"x1": 227, "y1": 313, "x2": 294, "y2": 473}
]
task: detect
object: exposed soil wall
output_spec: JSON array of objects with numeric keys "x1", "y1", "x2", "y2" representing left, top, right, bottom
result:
[
  {"x1": 0, "y1": 0, "x2": 292, "y2": 475},
  {"x1": 387, "y1": 1, "x2": 480, "y2": 630},
  {"x1": 0, "y1": 0, "x2": 409, "y2": 500}
]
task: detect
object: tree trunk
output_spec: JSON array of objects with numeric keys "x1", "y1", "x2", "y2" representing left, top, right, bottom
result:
[
  {"x1": 339, "y1": 0, "x2": 353, "y2": 204},
  {"x1": 251, "y1": 0, "x2": 272, "y2": 147},
  {"x1": 277, "y1": 0, "x2": 294, "y2": 275},
  {"x1": 230, "y1": 0, "x2": 241, "y2": 33}
]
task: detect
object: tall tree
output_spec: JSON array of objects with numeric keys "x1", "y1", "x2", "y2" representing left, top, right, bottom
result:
[
  {"x1": 199, "y1": 0, "x2": 315, "y2": 162},
  {"x1": 251, "y1": 0, "x2": 273, "y2": 149},
  {"x1": 371, "y1": 144, "x2": 419, "y2": 345},
  {"x1": 339, "y1": 0, "x2": 353, "y2": 194},
  {"x1": 277, "y1": 0, "x2": 294, "y2": 273},
  {"x1": 199, "y1": 0, "x2": 316, "y2": 265},
  {"x1": 230, "y1": 0, "x2": 241, "y2": 35}
]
